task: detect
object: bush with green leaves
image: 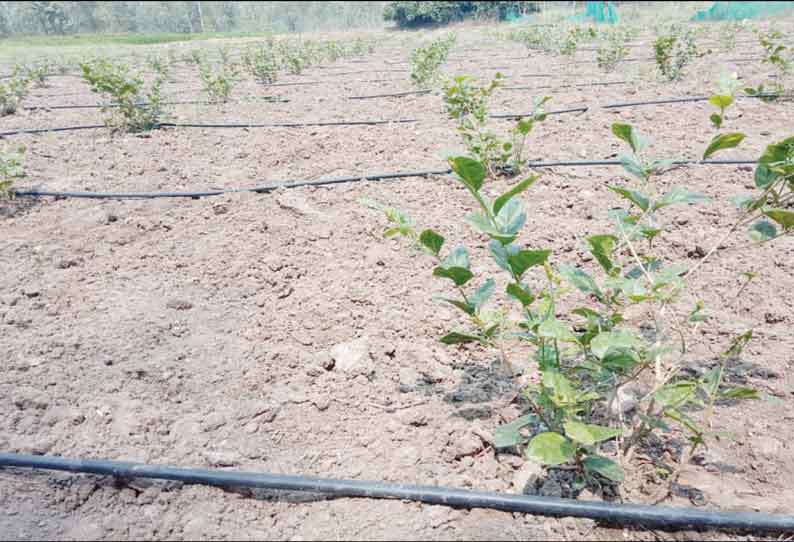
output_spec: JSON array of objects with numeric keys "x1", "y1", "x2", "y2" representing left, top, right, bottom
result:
[
  {"x1": 362, "y1": 120, "x2": 788, "y2": 493},
  {"x1": 409, "y1": 33, "x2": 456, "y2": 88},
  {"x1": 0, "y1": 145, "x2": 25, "y2": 199},
  {"x1": 80, "y1": 59, "x2": 163, "y2": 132},
  {"x1": 146, "y1": 54, "x2": 171, "y2": 80},
  {"x1": 198, "y1": 60, "x2": 239, "y2": 103},
  {"x1": 443, "y1": 73, "x2": 548, "y2": 175},
  {"x1": 744, "y1": 29, "x2": 791, "y2": 101},
  {"x1": 17, "y1": 62, "x2": 50, "y2": 88},
  {"x1": 654, "y1": 26, "x2": 698, "y2": 81},
  {"x1": 596, "y1": 29, "x2": 629, "y2": 73},
  {"x1": 0, "y1": 72, "x2": 29, "y2": 116},
  {"x1": 243, "y1": 45, "x2": 279, "y2": 85}
]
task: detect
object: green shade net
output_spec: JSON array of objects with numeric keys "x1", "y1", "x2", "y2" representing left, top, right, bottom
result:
[
  {"x1": 692, "y1": 1, "x2": 794, "y2": 21},
  {"x1": 570, "y1": 1, "x2": 618, "y2": 24}
]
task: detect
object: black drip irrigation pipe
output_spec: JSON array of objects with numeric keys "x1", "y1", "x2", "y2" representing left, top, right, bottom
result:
[
  {"x1": 22, "y1": 97, "x2": 288, "y2": 111},
  {"x1": 14, "y1": 159, "x2": 757, "y2": 201},
  {"x1": 491, "y1": 106, "x2": 589, "y2": 119},
  {"x1": 347, "y1": 89, "x2": 431, "y2": 100},
  {"x1": 502, "y1": 80, "x2": 628, "y2": 91},
  {"x1": 0, "y1": 119, "x2": 418, "y2": 137},
  {"x1": 1, "y1": 453, "x2": 792, "y2": 532}
]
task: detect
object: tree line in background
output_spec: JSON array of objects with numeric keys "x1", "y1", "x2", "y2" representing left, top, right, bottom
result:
[
  {"x1": 0, "y1": 1, "x2": 388, "y2": 36},
  {"x1": 384, "y1": 1, "x2": 540, "y2": 27}
]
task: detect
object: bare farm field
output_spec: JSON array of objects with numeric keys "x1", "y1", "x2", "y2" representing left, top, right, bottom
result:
[{"x1": 1, "y1": 7, "x2": 794, "y2": 541}]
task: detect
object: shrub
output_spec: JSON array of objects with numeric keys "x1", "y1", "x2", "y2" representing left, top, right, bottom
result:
[
  {"x1": 0, "y1": 72, "x2": 29, "y2": 116},
  {"x1": 198, "y1": 60, "x2": 239, "y2": 103},
  {"x1": 0, "y1": 145, "x2": 25, "y2": 199},
  {"x1": 596, "y1": 29, "x2": 629, "y2": 72},
  {"x1": 80, "y1": 59, "x2": 163, "y2": 132},
  {"x1": 409, "y1": 33, "x2": 456, "y2": 88},
  {"x1": 362, "y1": 120, "x2": 784, "y2": 495},
  {"x1": 443, "y1": 73, "x2": 547, "y2": 175},
  {"x1": 654, "y1": 26, "x2": 698, "y2": 81},
  {"x1": 243, "y1": 45, "x2": 279, "y2": 85}
]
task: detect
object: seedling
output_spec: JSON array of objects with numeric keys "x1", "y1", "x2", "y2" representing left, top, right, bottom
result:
[
  {"x1": 409, "y1": 34, "x2": 456, "y2": 88},
  {"x1": 654, "y1": 26, "x2": 698, "y2": 81},
  {"x1": 81, "y1": 59, "x2": 164, "y2": 132},
  {"x1": 0, "y1": 145, "x2": 24, "y2": 199},
  {"x1": 709, "y1": 72, "x2": 740, "y2": 128},
  {"x1": 198, "y1": 60, "x2": 239, "y2": 103},
  {"x1": 244, "y1": 46, "x2": 279, "y2": 85},
  {"x1": 597, "y1": 29, "x2": 629, "y2": 73},
  {"x1": 443, "y1": 73, "x2": 548, "y2": 175},
  {"x1": 363, "y1": 119, "x2": 781, "y2": 495},
  {"x1": 0, "y1": 72, "x2": 29, "y2": 116}
]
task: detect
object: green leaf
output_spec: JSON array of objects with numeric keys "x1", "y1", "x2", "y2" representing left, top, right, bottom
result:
[
  {"x1": 525, "y1": 432, "x2": 576, "y2": 466},
  {"x1": 419, "y1": 229, "x2": 444, "y2": 256},
  {"x1": 655, "y1": 382, "x2": 697, "y2": 409},
  {"x1": 719, "y1": 387, "x2": 760, "y2": 400},
  {"x1": 590, "y1": 331, "x2": 642, "y2": 359},
  {"x1": 701, "y1": 366, "x2": 722, "y2": 397},
  {"x1": 723, "y1": 330, "x2": 753, "y2": 359},
  {"x1": 470, "y1": 279, "x2": 496, "y2": 311},
  {"x1": 702, "y1": 132, "x2": 745, "y2": 160},
  {"x1": 754, "y1": 163, "x2": 778, "y2": 189},
  {"x1": 708, "y1": 94, "x2": 733, "y2": 109},
  {"x1": 709, "y1": 113, "x2": 722, "y2": 128},
  {"x1": 609, "y1": 186, "x2": 650, "y2": 211},
  {"x1": 612, "y1": 123, "x2": 638, "y2": 152},
  {"x1": 653, "y1": 187, "x2": 709, "y2": 210},
  {"x1": 542, "y1": 370, "x2": 577, "y2": 406},
  {"x1": 664, "y1": 408, "x2": 702, "y2": 436},
  {"x1": 441, "y1": 246, "x2": 470, "y2": 269},
  {"x1": 583, "y1": 455, "x2": 624, "y2": 482},
  {"x1": 449, "y1": 156, "x2": 486, "y2": 192},
  {"x1": 507, "y1": 282, "x2": 535, "y2": 306},
  {"x1": 494, "y1": 414, "x2": 536, "y2": 449},
  {"x1": 383, "y1": 227, "x2": 401, "y2": 238},
  {"x1": 601, "y1": 348, "x2": 640, "y2": 373},
  {"x1": 489, "y1": 241, "x2": 518, "y2": 272},
  {"x1": 493, "y1": 175, "x2": 538, "y2": 215},
  {"x1": 764, "y1": 209, "x2": 794, "y2": 230},
  {"x1": 438, "y1": 297, "x2": 475, "y2": 316},
  {"x1": 618, "y1": 154, "x2": 646, "y2": 180},
  {"x1": 558, "y1": 264, "x2": 602, "y2": 298},
  {"x1": 433, "y1": 266, "x2": 474, "y2": 286},
  {"x1": 495, "y1": 197, "x2": 527, "y2": 237},
  {"x1": 465, "y1": 212, "x2": 503, "y2": 239},
  {"x1": 587, "y1": 235, "x2": 618, "y2": 273},
  {"x1": 440, "y1": 331, "x2": 485, "y2": 345},
  {"x1": 538, "y1": 318, "x2": 576, "y2": 342},
  {"x1": 508, "y1": 249, "x2": 551, "y2": 279},
  {"x1": 564, "y1": 421, "x2": 622, "y2": 446},
  {"x1": 749, "y1": 220, "x2": 777, "y2": 241}
]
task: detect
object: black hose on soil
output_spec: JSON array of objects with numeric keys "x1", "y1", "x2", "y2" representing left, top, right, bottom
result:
[
  {"x1": 1, "y1": 453, "x2": 792, "y2": 532},
  {"x1": 14, "y1": 159, "x2": 756, "y2": 200},
  {"x1": 347, "y1": 89, "x2": 432, "y2": 100}
]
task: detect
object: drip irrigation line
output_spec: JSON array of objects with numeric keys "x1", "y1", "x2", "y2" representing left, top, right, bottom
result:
[
  {"x1": 0, "y1": 118, "x2": 417, "y2": 137},
  {"x1": 491, "y1": 106, "x2": 589, "y2": 119},
  {"x1": 602, "y1": 93, "x2": 787, "y2": 109},
  {"x1": 1, "y1": 453, "x2": 792, "y2": 532},
  {"x1": 347, "y1": 89, "x2": 431, "y2": 100},
  {"x1": 502, "y1": 81, "x2": 628, "y2": 91},
  {"x1": 22, "y1": 97, "x2": 288, "y2": 111},
  {"x1": 14, "y1": 159, "x2": 757, "y2": 201}
]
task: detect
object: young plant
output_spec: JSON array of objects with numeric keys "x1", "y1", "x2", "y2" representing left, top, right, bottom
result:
[
  {"x1": 362, "y1": 122, "x2": 778, "y2": 495},
  {"x1": 0, "y1": 72, "x2": 29, "y2": 116},
  {"x1": 244, "y1": 45, "x2": 279, "y2": 85},
  {"x1": 409, "y1": 33, "x2": 456, "y2": 88},
  {"x1": 596, "y1": 29, "x2": 629, "y2": 73},
  {"x1": 443, "y1": 73, "x2": 548, "y2": 175},
  {"x1": 757, "y1": 29, "x2": 791, "y2": 75},
  {"x1": 654, "y1": 26, "x2": 698, "y2": 81},
  {"x1": 0, "y1": 145, "x2": 25, "y2": 199},
  {"x1": 18, "y1": 62, "x2": 50, "y2": 88},
  {"x1": 147, "y1": 55, "x2": 171, "y2": 80},
  {"x1": 709, "y1": 72, "x2": 740, "y2": 129},
  {"x1": 198, "y1": 60, "x2": 238, "y2": 103},
  {"x1": 80, "y1": 59, "x2": 164, "y2": 133}
]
